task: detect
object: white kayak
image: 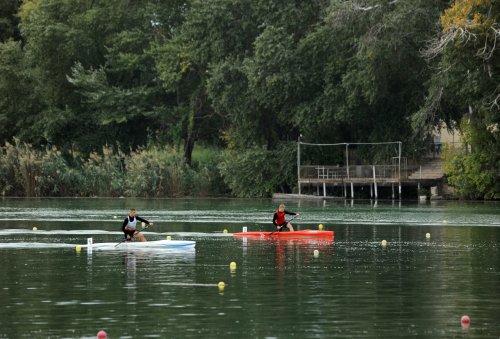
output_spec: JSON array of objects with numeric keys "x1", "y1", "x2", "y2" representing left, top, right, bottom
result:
[{"x1": 84, "y1": 239, "x2": 196, "y2": 250}]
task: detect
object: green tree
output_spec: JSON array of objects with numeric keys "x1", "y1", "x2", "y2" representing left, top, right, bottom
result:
[
  {"x1": 17, "y1": 0, "x2": 188, "y2": 152},
  {"x1": 0, "y1": 0, "x2": 21, "y2": 42},
  {"x1": 418, "y1": 0, "x2": 499, "y2": 199},
  {"x1": 0, "y1": 40, "x2": 40, "y2": 142}
]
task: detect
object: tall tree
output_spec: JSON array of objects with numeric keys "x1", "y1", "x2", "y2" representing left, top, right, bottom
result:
[{"x1": 417, "y1": 0, "x2": 500, "y2": 199}]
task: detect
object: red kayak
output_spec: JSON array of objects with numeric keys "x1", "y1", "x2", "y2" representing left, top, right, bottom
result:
[{"x1": 233, "y1": 229, "x2": 334, "y2": 239}]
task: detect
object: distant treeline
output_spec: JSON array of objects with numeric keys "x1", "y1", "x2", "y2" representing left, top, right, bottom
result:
[{"x1": 0, "y1": 0, "x2": 498, "y2": 199}]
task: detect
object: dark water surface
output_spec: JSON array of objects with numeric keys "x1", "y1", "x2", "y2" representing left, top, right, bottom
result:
[{"x1": 0, "y1": 198, "x2": 499, "y2": 338}]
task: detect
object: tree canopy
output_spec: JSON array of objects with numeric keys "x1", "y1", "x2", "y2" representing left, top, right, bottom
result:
[{"x1": 0, "y1": 0, "x2": 498, "y2": 198}]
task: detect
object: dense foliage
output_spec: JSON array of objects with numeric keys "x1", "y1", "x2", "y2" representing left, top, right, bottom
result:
[{"x1": 0, "y1": 0, "x2": 498, "y2": 198}]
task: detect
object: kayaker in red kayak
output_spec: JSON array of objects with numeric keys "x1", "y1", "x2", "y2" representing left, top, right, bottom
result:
[{"x1": 273, "y1": 204, "x2": 299, "y2": 232}]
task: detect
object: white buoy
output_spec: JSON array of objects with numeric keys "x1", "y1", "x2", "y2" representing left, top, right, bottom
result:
[
  {"x1": 242, "y1": 226, "x2": 248, "y2": 232},
  {"x1": 313, "y1": 250, "x2": 319, "y2": 258},
  {"x1": 381, "y1": 240, "x2": 387, "y2": 247},
  {"x1": 113, "y1": 216, "x2": 117, "y2": 219},
  {"x1": 442, "y1": 220, "x2": 448, "y2": 224},
  {"x1": 425, "y1": 233, "x2": 431, "y2": 239}
]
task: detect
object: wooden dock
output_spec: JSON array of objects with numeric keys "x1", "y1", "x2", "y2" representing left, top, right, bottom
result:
[{"x1": 296, "y1": 163, "x2": 444, "y2": 199}]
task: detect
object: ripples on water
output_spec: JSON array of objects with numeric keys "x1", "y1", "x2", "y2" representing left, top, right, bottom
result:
[{"x1": 0, "y1": 198, "x2": 499, "y2": 338}]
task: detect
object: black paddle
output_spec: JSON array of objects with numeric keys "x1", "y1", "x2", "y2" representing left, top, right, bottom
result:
[
  {"x1": 269, "y1": 215, "x2": 298, "y2": 236},
  {"x1": 114, "y1": 223, "x2": 153, "y2": 248}
]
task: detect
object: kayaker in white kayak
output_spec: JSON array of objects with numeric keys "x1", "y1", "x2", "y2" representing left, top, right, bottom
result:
[
  {"x1": 122, "y1": 208, "x2": 153, "y2": 242},
  {"x1": 273, "y1": 204, "x2": 299, "y2": 232}
]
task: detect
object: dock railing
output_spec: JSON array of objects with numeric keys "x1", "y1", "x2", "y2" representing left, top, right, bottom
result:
[{"x1": 300, "y1": 164, "x2": 409, "y2": 182}]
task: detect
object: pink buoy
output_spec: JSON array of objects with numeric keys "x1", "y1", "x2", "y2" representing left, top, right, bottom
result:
[
  {"x1": 97, "y1": 330, "x2": 107, "y2": 339},
  {"x1": 460, "y1": 315, "x2": 470, "y2": 329}
]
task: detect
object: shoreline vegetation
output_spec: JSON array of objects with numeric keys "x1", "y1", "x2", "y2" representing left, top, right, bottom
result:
[
  {"x1": 0, "y1": 140, "x2": 296, "y2": 198},
  {"x1": 0, "y1": 1, "x2": 498, "y2": 200},
  {"x1": 0, "y1": 140, "x2": 227, "y2": 198}
]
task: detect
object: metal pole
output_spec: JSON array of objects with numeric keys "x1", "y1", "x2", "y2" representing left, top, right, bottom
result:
[
  {"x1": 398, "y1": 142, "x2": 401, "y2": 182},
  {"x1": 398, "y1": 142, "x2": 402, "y2": 199},
  {"x1": 373, "y1": 165, "x2": 378, "y2": 199},
  {"x1": 345, "y1": 143, "x2": 349, "y2": 179},
  {"x1": 297, "y1": 135, "x2": 301, "y2": 195}
]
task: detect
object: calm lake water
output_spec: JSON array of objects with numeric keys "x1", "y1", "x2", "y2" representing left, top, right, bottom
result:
[{"x1": 0, "y1": 198, "x2": 499, "y2": 338}]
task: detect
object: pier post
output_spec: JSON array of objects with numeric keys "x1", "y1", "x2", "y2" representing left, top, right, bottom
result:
[
  {"x1": 392, "y1": 184, "x2": 395, "y2": 199},
  {"x1": 372, "y1": 165, "x2": 378, "y2": 199},
  {"x1": 323, "y1": 182, "x2": 326, "y2": 197},
  {"x1": 350, "y1": 182, "x2": 354, "y2": 198},
  {"x1": 297, "y1": 136, "x2": 301, "y2": 195}
]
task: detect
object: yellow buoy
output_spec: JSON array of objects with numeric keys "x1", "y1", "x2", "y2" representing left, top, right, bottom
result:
[
  {"x1": 166, "y1": 236, "x2": 172, "y2": 241},
  {"x1": 113, "y1": 216, "x2": 117, "y2": 219},
  {"x1": 230, "y1": 262, "x2": 237, "y2": 270},
  {"x1": 32, "y1": 227, "x2": 38, "y2": 231},
  {"x1": 381, "y1": 240, "x2": 387, "y2": 247},
  {"x1": 318, "y1": 224, "x2": 324, "y2": 230},
  {"x1": 75, "y1": 245, "x2": 82, "y2": 252},
  {"x1": 218, "y1": 281, "x2": 225, "y2": 290},
  {"x1": 313, "y1": 250, "x2": 319, "y2": 258},
  {"x1": 223, "y1": 229, "x2": 228, "y2": 234},
  {"x1": 442, "y1": 220, "x2": 448, "y2": 224},
  {"x1": 425, "y1": 233, "x2": 431, "y2": 239}
]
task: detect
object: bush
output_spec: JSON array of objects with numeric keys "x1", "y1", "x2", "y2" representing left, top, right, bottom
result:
[
  {"x1": 188, "y1": 146, "x2": 228, "y2": 196},
  {"x1": 124, "y1": 146, "x2": 186, "y2": 197},
  {"x1": 0, "y1": 140, "x2": 24, "y2": 196},
  {"x1": 219, "y1": 142, "x2": 296, "y2": 197},
  {"x1": 80, "y1": 145, "x2": 125, "y2": 197},
  {"x1": 444, "y1": 120, "x2": 500, "y2": 200}
]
